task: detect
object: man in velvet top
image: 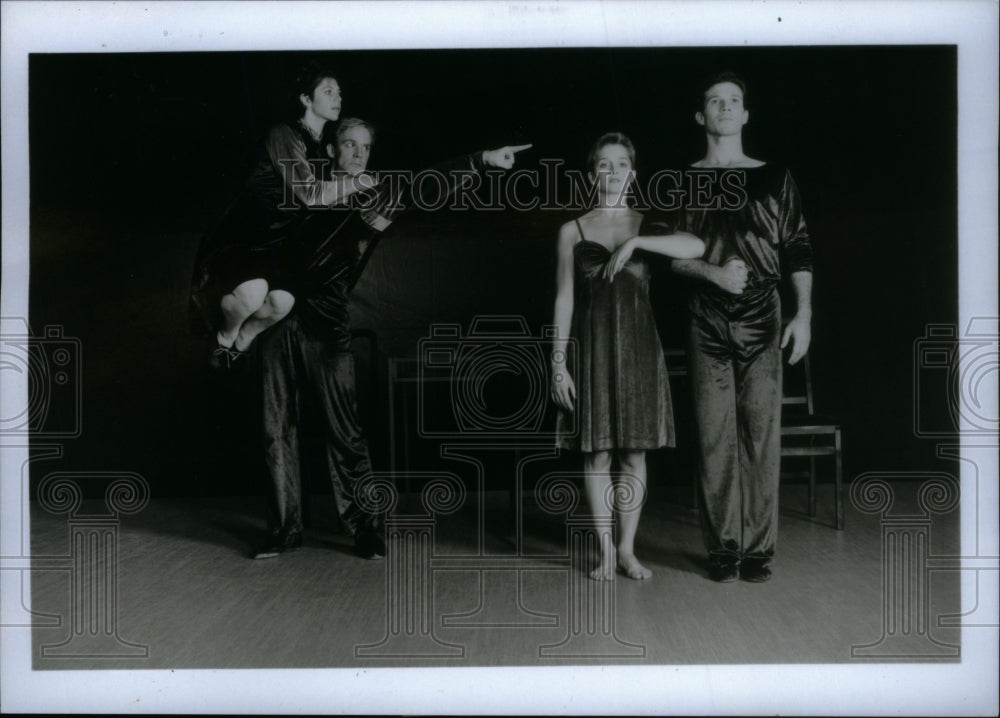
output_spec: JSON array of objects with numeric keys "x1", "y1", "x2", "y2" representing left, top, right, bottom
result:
[
  {"x1": 672, "y1": 72, "x2": 814, "y2": 583},
  {"x1": 251, "y1": 111, "x2": 530, "y2": 561}
]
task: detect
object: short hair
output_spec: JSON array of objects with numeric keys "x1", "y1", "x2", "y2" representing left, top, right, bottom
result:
[
  {"x1": 290, "y1": 59, "x2": 339, "y2": 119},
  {"x1": 335, "y1": 117, "x2": 376, "y2": 146},
  {"x1": 697, "y1": 71, "x2": 750, "y2": 111},
  {"x1": 586, "y1": 132, "x2": 637, "y2": 174},
  {"x1": 324, "y1": 117, "x2": 377, "y2": 163}
]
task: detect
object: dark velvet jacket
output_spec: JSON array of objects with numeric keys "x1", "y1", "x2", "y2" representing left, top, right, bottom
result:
[
  {"x1": 189, "y1": 120, "x2": 338, "y2": 336},
  {"x1": 680, "y1": 164, "x2": 813, "y2": 301}
]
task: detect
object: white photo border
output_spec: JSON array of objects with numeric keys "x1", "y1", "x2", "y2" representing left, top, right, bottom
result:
[{"x1": 2, "y1": 1, "x2": 997, "y2": 714}]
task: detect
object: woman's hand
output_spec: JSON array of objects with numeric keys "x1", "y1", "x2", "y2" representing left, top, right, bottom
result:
[
  {"x1": 603, "y1": 238, "x2": 637, "y2": 280},
  {"x1": 482, "y1": 144, "x2": 533, "y2": 169},
  {"x1": 550, "y1": 367, "x2": 576, "y2": 413}
]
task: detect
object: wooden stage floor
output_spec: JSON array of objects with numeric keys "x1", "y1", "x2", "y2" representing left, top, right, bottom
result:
[{"x1": 25, "y1": 482, "x2": 961, "y2": 669}]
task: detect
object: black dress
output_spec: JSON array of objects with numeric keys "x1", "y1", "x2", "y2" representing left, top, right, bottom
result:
[
  {"x1": 189, "y1": 120, "x2": 332, "y2": 337},
  {"x1": 557, "y1": 217, "x2": 675, "y2": 453}
]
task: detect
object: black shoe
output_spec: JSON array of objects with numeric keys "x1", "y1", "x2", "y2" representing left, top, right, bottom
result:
[
  {"x1": 209, "y1": 343, "x2": 247, "y2": 371},
  {"x1": 355, "y1": 529, "x2": 386, "y2": 560},
  {"x1": 250, "y1": 531, "x2": 303, "y2": 560},
  {"x1": 709, "y1": 562, "x2": 739, "y2": 583},
  {"x1": 740, "y1": 560, "x2": 772, "y2": 583}
]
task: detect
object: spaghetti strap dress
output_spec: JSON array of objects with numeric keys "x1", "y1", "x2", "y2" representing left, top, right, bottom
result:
[{"x1": 556, "y1": 217, "x2": 675, "y2": 452}]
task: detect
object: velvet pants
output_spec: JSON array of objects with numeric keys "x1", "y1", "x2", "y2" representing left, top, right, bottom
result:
[
  {"x1": 258, "y1": 314, "x2": 378, "y2": 538},
  {"x1": 687, "y1": 288, "x2": 782, "y2": 566}
]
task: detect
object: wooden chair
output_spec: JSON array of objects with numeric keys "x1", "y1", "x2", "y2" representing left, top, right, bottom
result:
[
  {"x1": 780, "y1": 352, "x2": 844, "y2": 530},
  {"x1": 663, "y1": 348, "x2": 700, "y2": 510}
]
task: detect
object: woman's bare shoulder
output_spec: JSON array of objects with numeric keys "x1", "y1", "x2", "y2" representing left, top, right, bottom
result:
[{"x1": 558, "y1": 217, "x2": 584, "y2": 244}]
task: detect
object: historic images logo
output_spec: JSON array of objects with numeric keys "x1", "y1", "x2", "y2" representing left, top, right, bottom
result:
[{"x1": 279, "y1": 160, "x2": 751, "y2": 214}]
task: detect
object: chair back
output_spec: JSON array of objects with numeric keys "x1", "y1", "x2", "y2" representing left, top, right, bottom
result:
[{"x1": 663, "y1": 347, "x2": 688, "y2": 377}]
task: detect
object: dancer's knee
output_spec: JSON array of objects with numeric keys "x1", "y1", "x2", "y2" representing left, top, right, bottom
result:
[
  {"x1": 617, "y1": 450, "x2": 646, "y2": 475},
  {"x1": 266, "y1": 290, "x2": 295, "y2": 317},
  {"x1": 584, "y1": 450, "x2": 613, "y2": 473},
  {"x1": 231, "y1": 278, "x2": 269, "y2": 309}
]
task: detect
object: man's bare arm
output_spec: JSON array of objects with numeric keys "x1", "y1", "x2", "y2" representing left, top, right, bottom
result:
[
  {"x1": 781, "y1": 270, "x2": 812, "y2": 364},
  {"x1": 673, "y1": 258, "x2": 748, "y2": 295}
]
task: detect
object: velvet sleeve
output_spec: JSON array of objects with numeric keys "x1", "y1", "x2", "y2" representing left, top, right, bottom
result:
[
  {"x1": 265, "y1": 124, "x2": 341, "y2": 208},
  {"x1": 779, "y1": 169, "x2": 813, "y2": 274},
  {"x1": 352, "y1": 153, "x2": 485, "y2": 232}
]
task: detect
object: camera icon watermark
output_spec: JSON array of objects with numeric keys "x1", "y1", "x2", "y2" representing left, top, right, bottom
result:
[
  {"x1": 0, "y1": 318, "x2": 81, "y2": 438},
  {"x1": 417, "y1": 315, "x2": 576, "y2": 440},
  {"x1": 913, "y1": 317, "x2": 998, "y2": 438}
]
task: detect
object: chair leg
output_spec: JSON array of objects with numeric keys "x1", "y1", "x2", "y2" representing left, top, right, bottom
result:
[
  {"x1": 808, "y1": 455, "x2": 817, "y2": 518},
  {"x1": 689, "y1": 457, "x2": 699, "y2": 511},
  {"x1": 835, "y1": 429, "x2": 844, "y2": 531}
]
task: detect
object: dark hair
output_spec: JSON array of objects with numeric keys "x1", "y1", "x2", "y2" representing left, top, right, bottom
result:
[
  {"x1": 696, "y1": 71, "x2": 749, "y2": 111},
  {"x1": 586, "y1": 132, "x2": 637, "y2": 174},
  {"x1": 289, "y1": 60, "x2": 339, "y2": 119}
]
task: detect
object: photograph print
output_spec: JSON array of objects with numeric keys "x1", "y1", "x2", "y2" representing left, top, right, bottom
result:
[{"x1": 1, "y1": 2, "x2": 997, "y2": 715}]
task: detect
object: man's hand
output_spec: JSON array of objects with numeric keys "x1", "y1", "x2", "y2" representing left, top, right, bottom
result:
[
  {"x1": 713, "y1": 258, "x2": 749, "y2": 294},
  {"x1": 355, "y1": 171, "x2": 378, "y2": 189},
  {"x1": 482, "y1": 144, "x2": 533, "y2": 169},
  {"x1": 781, "y1": 315, "x2": 812, "y2": 365}
]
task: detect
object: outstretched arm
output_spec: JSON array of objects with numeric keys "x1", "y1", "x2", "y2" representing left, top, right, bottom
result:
[
  {"x1": 604, "y1": 232, "x2": 705, "y2": 280},
  {"x1": 349, "y1": 143, "x2": 535, "y2": 232},
  {"x1": 781, "y1": 270, "x2": 812, "y2": 365},
  {"x1": 481, "y1": 144, "x2": 533, "y2": 170},
  {"x1": 550, "y1": 222, "x2": 577, "y2": 413}
]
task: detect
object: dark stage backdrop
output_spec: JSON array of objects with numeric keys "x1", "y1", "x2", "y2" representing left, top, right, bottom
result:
[{"x1": 28, "y1": 46, "x2": 957, "y2": 497}]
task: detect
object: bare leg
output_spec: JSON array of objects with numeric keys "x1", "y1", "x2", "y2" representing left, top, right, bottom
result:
[
  {"x1": 583, "y1": 450, "x2": 615, "y2": 581},
  {"x1": 616, "y1": 451, "x2": 652, "y2": 580},
  {"x1": 234, "y1": 290, "x2": 295, "y2": 352},
  {"x1": 218, "y1": 279, "x2": 269, "y2": 347}
]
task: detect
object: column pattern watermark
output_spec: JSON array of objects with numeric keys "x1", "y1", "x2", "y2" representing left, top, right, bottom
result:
[
  {"x1": 36, "y1": 472, "x2": 150, "y2": 658},
  {"x1": 850, "y1": 473, "x2": 960, "y2": 659}
]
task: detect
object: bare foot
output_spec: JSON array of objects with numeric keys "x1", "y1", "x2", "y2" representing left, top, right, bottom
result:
[
  {"x1": 216, "y1": 329, "x2": 237, "y2": 349},
  {"x1": 590, "y1": 552, "x2": 616, "y2": 581},
  {"x1": 617, "y1": 553, "x2": 652, "y2": 580}
]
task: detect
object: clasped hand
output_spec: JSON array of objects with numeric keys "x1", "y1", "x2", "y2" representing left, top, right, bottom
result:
[{"x1": 714, "y1": 257, "x2": 749, "y2": 294}]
